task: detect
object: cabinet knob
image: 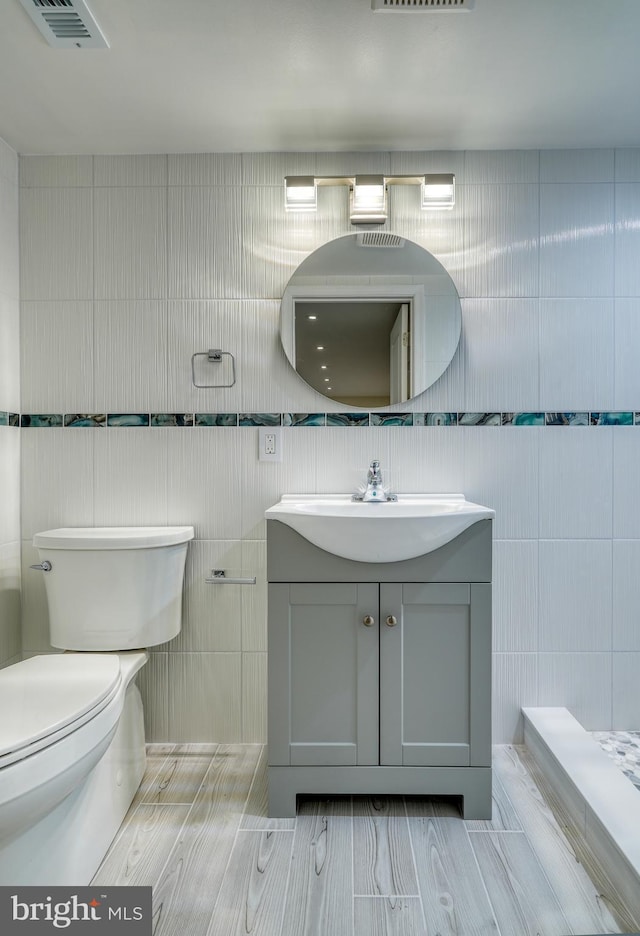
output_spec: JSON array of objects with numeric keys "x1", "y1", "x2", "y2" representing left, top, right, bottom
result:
[
  {"x1": 362, "y1": 614, "x2": 375, "y2": 627},
  {"x1": 385, "y1": 615, "x2": 398, "y2": 627}
]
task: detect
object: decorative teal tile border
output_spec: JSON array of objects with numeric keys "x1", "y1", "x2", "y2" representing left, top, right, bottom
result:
[
  {"x1": 14, "y1": 411, "x2": 640, "y2": 429},
  {"x1": 503, "y1": 412, "x2": 545, "y2": 426},
  {"x1": 196, "y1": 413, "x2": 237, "y2": 426},
  {"x1": 282, "y1": 413, "x2": 325, "y2": 426},
  {"x1": 591, "y1": 412, "x2": 634, "y2": 426},
  {"x1": 64, "y1": 414, "x2": 106, "y2": 427},
  {"x1": 107, "y1": 413, "x2": 150, "y2": 427},
  {"x1": 22, "y1": 414, "x2": 63, "y2": 427},
  {"x1": 371, "y1": 413, "x2": 413, "y2": 426},
  {"x1": 546, "y1": 412, "x2": 589, "y2": 426},
  {"x1": 326, "y1": 413, "x2": 369, "y2": 427},
  {"x1": 416, "y1": 413, "x2": 457, "y2": 426},
  {"x1": 152, "y1": 413, "x2": 194, "y2": 427},
  {"x1": 458, "y1": 413, "x2": 501, "y2": 426},
  {"x1": 239, "y1": 413, "x2": 281, "y2": 426}
]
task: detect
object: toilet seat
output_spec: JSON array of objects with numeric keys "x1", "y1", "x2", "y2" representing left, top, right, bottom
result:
[{"x1": 0, "y1": 655, "x2": 122, "y2": 768}]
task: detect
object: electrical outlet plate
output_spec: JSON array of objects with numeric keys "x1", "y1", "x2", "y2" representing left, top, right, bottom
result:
[{"x1": 258, "y1": 427, "x2": 282, "y2": 462}]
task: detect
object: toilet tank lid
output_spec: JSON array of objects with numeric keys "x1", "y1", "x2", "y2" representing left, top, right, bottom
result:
[{"x1": 33, "y1": 526, "x2": 195, "y2": 549}]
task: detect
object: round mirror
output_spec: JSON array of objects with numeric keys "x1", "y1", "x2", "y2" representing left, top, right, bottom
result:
[{"x1": 280, "y1": 233, "x2": 461, "y2": 408}]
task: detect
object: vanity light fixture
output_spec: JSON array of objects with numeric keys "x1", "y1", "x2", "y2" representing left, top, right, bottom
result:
[
  {"x1": 349, "y1": 175, "x2": 388, "y2": 224},
  {"x1": 285, "y1": 172, "x2": 455, "y2": 223},
  {"x1": 421, "y1": 173, "x2": 456, "y2": 210},
  {"x1": 284, "y1": 176, "x2": 317, "y2": 211}
]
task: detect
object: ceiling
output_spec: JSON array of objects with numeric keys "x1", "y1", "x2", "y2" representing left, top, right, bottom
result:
[{"x1": 1, "y1": 0, "x2": 640, "y2": 155}]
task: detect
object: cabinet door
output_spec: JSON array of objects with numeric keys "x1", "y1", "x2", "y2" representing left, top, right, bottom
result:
[
  {"x1": 268, "y1": 582, "x2": 379, "y2": 767},
  {"x1": 380, "y1": 583, "x2": 491, "y2": 767}
]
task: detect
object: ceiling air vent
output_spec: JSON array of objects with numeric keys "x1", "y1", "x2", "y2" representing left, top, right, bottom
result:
[
  {"x1": 357, "y1": 232, "x2": 405, "y2": 248},
  {"x1": 18, "y1": 0, "x2": 109, "y2": 48},
  {"x1": 372, "y1": 0, "x2": 475, "y2": 9}
]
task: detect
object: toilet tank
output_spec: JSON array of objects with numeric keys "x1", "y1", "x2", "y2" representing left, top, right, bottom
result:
[{"x1": 33, "y1": 527, "x2": 195, "y2": 651}]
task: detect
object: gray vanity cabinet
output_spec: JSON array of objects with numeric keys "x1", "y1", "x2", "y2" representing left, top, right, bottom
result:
[
  {"x1": 268, "y1": 582, "x2": 379, "y2": 768},
  {"x1": 267, "y1": 518, "x2": 493, "y2": 820},
  {"x1": 379, "y1": 583, "x2": 491, "y2": 768}
]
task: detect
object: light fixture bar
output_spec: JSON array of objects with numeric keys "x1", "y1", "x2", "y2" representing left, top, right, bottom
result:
[
  {"x1": 421, "y1": 173, "x2": 455, "y2": 210},
  {"x1": 284, "y1": 172, "x2": 456, "y2": 216}
]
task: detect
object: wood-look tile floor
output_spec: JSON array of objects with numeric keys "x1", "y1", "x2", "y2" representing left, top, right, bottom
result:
[{"x1": 92, "y1": 744, "x2": 637, "y2": 936}]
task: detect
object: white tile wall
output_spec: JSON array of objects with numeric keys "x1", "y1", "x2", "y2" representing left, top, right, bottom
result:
[
  {"x1": 539, "y1": 298, "x2": 614, "y2": 410},
  {"x1": 0, "y1": 136, "x2": 18, "y2": 185},
  {"x1": 21, "y1": 301, "x2": 94, "y2": 413},
  {"x1": 0, "y1": 428, "x2": 20, "y2": 543},
  {"x1": 0, "y1": 174, "x2": 19, "y2": 301},
  {"x1": 612, "y1": 429, "x2": 640, "y2": 537},
  {"x1": 540, "y1": 149, "x2": 614, "y2": 184},
  {"x1": 94, "y1": 301, "x2": 167, "y2": 411},
  {"x1": 169, "y1": 153, "x2": 240, "y2": 186},
  {"x1": 20, "y1": 155, "x2": 92, "y2": 188},
  {"x1": 0, "y1": 135, "x2": 20, "y2": 668},
  {"x1": 612, "y1": 540, "x2": 640, "y2": 651},
  {"x1": 538, "y1": 428, "x2": 613, "y2": 538},
  {"x1": 614, "y1": 299, "x2": 640, "y2": 406},
  {"x1": 388, "y1": 426, "x2": 465, "y2": 494},
  {"x1": 463, "y1": 299, "x2": 539, "y2": 410},
  {"x1": 538, "y1": 652, "x2": 612, "y2": 730},
  {"x1": 615, "y1": 184, "x2": 640, "y2": 296},
  {"x1": 492, "y1": 540, "x2": 539, "y2": 652},
  {"x1": 493, "y1": 653, "x2": 538, "y2": 744},
  {"x1": 169, "y1": 186, "x2": 243, "y2": 299},
  {"x1": 615, "y1": 148, "x2": 640, "y2": 182},
  {"x1": 463, "y1": 427, "x2": 540, "y2": 540},
  {"x1": 612, "y1": 653, "x2": 640, "y2": 728},
  {"x1": 94, "y1": 428, "x2": 168, "y2": 526},
  {"x1": 16, "y1": 148, "x2": 640, "y2": 744},
  {"x1": 95, "y1": 188, "x2": 167, "y2": 300},
  {"x1": 167, "y1": 651, "x2": 242, "y2": 742},
  {"x1": 0, "y1": 295, "x2": 19, "y2": 414},
  {"x1": 21, "y1": 429, "x2": 94, "y2": 538},
  {"x1": 95, "y1": 154, "x2": 168, "y2": 188},
  {"x1": 464, "y1": 184, "x2": 539, "y2": 298},
  {"x1": 465, "y1": 150, "x2": 539, "y2": 184},
  {"x1": 166, "y1": 428, "x2": 243, "y2": 540},
  {"x1": 0, "y1": 541, "x2": 21, "y2": 663},
  {"x1": 539, "y1": 183, "x2": 614, "y2": 297},
  {"x1": 538, "y1": 540, "x2": 612, "y2": 652},
  {"x1": 174, "y1": 539, "x2": 243, "y2": 652},
  {"x1": 20, "y1": 188, "x2": 93, "y2": 301}
]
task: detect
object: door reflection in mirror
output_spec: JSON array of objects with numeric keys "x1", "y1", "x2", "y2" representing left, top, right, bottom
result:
[{"x1": 294, "y1": 299, "x2": 410, "y2": 406}]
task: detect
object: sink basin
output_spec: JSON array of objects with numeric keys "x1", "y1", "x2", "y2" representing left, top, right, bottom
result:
[{"x1": 265, "y1": 494, "x2": 495, "y2": 563}]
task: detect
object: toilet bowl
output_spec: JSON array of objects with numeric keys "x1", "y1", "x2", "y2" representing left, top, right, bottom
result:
[{"x1": 0, "y1": 525, "x2": 194, "y2": 885}]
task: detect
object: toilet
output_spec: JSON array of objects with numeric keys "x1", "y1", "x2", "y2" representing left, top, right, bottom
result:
[{"x1": 0, "y1": 525, "x2": 194, "y2": 885}]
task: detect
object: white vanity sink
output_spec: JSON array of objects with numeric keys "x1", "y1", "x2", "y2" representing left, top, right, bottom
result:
[{"x1": 265, "y1": 494, "x2": 495, "y2": 563}]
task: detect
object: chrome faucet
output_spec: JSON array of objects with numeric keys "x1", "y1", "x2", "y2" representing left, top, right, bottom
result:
[{"x1": 353, "y1": 460, "x2": 398, "y2": 502}]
